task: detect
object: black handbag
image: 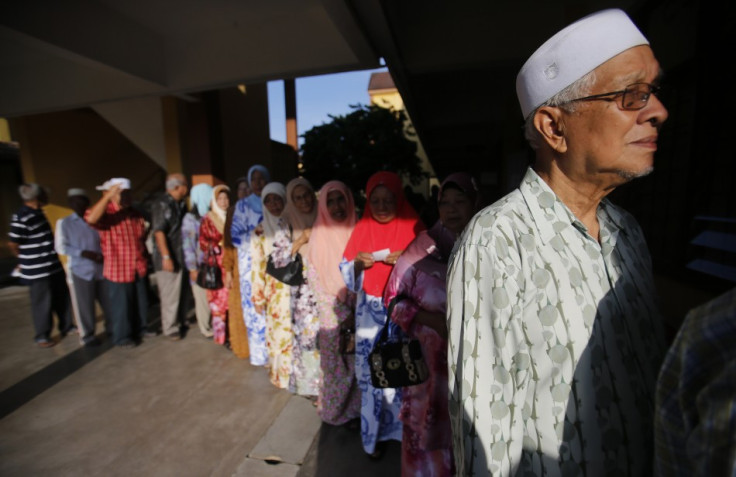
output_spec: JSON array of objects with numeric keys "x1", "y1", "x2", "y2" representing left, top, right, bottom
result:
[
  {"x1": 196, "y1": 246, "x2": 223, "y2": 290},
  {"x1": 266, "y1": 253, "x2": 304, "y2": 286},
  {"x1": 369, "y1": 295, "x2": 428, "y2": 388}
]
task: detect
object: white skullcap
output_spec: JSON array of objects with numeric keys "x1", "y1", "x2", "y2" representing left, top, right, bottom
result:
[
  {"x1": 95, "y1": 177, "x2": 131, "y2": 191},
  {"x1": 67, "y1": 188, "x2": 88, "y2": 197},
  {"x1": 516, "y1": 9, "x2": 649, "y2": 118}
]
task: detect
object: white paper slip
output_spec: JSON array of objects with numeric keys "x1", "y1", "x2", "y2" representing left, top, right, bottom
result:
[{"x1": 372, "y1": 248, "x2": 390, "y2": 262}]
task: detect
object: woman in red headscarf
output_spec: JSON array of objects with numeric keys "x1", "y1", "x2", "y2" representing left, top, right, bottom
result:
[{"x1": 340, "y1": 171, "x2": 424, "y2": 459}]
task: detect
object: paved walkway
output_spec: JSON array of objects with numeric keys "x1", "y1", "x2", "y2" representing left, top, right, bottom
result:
[{"x1": 0, "y1": 285, "x2": 400, "y2": 477}]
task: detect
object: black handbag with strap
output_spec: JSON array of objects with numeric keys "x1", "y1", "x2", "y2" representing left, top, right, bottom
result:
[
  {"x1": 369, "y1": 295, "x2": 429, "y2": 388},
  {"x1": 196, "y1": 246, "x2": 223, "y2": 290}
]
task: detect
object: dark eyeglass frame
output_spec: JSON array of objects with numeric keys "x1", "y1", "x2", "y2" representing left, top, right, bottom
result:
[{"x1": 567, "y1": 82, "x2": 661, "y2": 111}]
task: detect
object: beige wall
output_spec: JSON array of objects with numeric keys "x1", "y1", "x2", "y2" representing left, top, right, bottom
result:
[
  {"x1": 9, "y1": 109, "x2": 165, "y2": 228},
  {"x1": 4, "y1": 82, "x2": 279, "y2": 253}
]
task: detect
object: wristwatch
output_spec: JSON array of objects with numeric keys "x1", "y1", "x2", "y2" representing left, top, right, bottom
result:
[{"x1": 163, "y1": 255, "x2": 171, "y2": 260}]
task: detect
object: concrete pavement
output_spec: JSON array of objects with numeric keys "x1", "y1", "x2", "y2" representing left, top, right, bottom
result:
[{"x1": 0, "y1": 285, "x2": 400, "y2": 476}]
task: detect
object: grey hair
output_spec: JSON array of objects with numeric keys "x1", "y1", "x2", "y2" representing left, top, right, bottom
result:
[
  {"x1": 18, "y1": 183, "x2": 41, "y2": 201},
  {"x1": 166, "y1": 175, "x2": 186, "y2": 190},
  {"x1": 523, "y1": 70, "x2": 597, "y2": 150}
]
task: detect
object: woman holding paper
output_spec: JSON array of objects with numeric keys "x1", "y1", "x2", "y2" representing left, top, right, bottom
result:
[{"x1": 340, "y1": 171, "x2": 424, "y2": 460}]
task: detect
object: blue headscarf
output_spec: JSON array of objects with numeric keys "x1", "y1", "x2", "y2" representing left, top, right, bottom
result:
[
  {"x1": 190, "y1": 183, "x2": 214, "y2": 217},
  {"x1": 245, "y1": 164, "x2": 271, "y2": 214}
]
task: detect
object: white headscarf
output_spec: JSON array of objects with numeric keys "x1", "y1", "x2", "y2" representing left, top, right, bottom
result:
[{"x1": 260, "y1": 182, "x2": 287, "y2": 256}]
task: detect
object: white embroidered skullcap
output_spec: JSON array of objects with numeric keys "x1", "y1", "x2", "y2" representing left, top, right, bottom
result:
[
  {"x1": 95, "y1": 177, "x2": 131, "y2": 191},
  {"x1": 516, "y1": 9, "x2": 649, "y2": 118},
  {"x1": 67, "y1": 188, "x2": 88, "y2": 197}
]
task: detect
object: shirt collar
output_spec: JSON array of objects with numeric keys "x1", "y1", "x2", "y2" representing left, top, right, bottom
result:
[{"x1": 519, "y1": 167, "x2": 625, "y2": 245}]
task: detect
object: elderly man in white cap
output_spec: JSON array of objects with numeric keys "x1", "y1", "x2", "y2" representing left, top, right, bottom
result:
[
  {"x1": 57, "y1": 188, "x2": 105, "y2": 347},
  {"x1": 86, "y1": 178, "x2": 150, "y2": 348},
  {"x1": 447, "y1": 9, "x2": 668, "y2": 476}
]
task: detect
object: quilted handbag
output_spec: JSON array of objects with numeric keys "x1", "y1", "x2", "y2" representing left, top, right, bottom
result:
[{"x1": 369, "y1": 295, "x2": 429, "y2": 388}]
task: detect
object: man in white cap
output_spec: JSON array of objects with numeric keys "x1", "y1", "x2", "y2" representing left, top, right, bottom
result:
[
  {"x1": 86, "y1": 178, "x2": 150, "y2": 348},
  {"x1": 58, "y1": 188, "x2": 105, "y2": 347},
  {"x1": 447, "y1": 9, "x2": 668, "y2": 476}
]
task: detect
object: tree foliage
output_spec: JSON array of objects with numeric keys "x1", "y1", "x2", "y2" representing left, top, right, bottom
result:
[{"x1": 300, "y1": 104, "x2": 425, "y2": 205}]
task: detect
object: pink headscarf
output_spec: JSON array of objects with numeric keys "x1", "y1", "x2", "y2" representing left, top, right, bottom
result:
[{"x1": 308, "y1": 181, "x2": 357, "y2": 301}]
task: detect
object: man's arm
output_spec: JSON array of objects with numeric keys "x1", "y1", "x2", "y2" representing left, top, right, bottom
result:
[
  {"x1": 154, "y1": 230, "x2": 173, "y2": 272},
  {"x1": 150, "y1": 199, "x2": 173, "y2": 272},
  {"x1": 447, "y1": 234, "x2": 525, "y2": 477},
  {"x1": 55, "y1": 219, "x2": 67, "y2": 255},
  {"x1": 8, "y1": 242, "x2": 19, "y2": 257},
  {"x1": 86, "y1": 186, "x2": 119, "y2": 225}
]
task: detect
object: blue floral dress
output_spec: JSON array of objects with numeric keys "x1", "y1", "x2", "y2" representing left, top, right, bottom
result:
[
  {"x1": 230, "y1": 195, "x2": 267, "y2": 366},
  {"x1": 340, "y1": 258, "x2": 403, "y2": 454}
]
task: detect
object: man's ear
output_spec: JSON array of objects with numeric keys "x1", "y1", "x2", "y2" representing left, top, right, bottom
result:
[{"x1": 533, "y1": 106, "x2": 567, "y2": 153}]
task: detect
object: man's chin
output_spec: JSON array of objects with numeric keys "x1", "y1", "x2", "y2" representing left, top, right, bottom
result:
[{"x1": 616, "y1": 166, "x2": 654, "y2": 181}]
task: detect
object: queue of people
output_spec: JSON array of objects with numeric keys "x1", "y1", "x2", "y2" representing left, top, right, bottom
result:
[{"x1": 9, "y1": 165, "x2": 480, "y2": 475}]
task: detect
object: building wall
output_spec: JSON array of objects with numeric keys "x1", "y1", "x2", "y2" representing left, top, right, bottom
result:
[
  {"x1": 218, "y1": 84, "x2": 274, "y2": 186},
  {"x1": 9, "y1": 109, "x2": 166, "y2": 233},
  {"x1": 2, "y1": 82, "x2": 283, "y2": 268}
]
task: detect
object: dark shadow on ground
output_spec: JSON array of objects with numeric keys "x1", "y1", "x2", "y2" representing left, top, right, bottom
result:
[
  {"x1": 0, "y1": 334, "x2": 113, "y2": 420},
  {"x1": 298, "y1": 421, "x2": 401, "y2": 477}
]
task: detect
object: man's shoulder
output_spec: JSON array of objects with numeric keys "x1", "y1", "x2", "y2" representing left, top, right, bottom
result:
[
  {"x1": 11, "y1": 205, "x2": 36, "y2": 222},
  {"x1": 459, "y1": 189, "x2": 531, "y2": 246}
]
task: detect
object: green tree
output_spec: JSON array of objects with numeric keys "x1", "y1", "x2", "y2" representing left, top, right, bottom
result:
[{"x1": 300, "y1": 104, "x2": 425, "y2": 206}]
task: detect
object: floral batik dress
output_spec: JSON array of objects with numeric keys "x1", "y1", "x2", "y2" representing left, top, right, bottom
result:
[
  {"x1": 308, "y1": 263, "x2": 360, "y2": 425},
  {"x1": 340, "y1": 258, "x2": 402, "y2": 455},
  {"x1": 289, "y1": 255, "x2": 321, "y2": 397},
  {"x1": 251, "y1": 219, "x2": 293, "y2": 389},
  {"x1": 231, "y1": 197, "x2": 267, "y2": 365}
]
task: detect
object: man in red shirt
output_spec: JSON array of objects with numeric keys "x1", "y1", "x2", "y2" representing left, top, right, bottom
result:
[{"x1": 86, "y1": 178, "x2": 150, "y2": 348}]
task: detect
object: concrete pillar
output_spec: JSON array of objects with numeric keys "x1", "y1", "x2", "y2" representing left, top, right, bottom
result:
[{"x1": 284, "y1": 79, "x2": 297, "y2": 152}]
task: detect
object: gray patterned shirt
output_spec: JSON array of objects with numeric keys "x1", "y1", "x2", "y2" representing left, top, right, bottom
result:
[{"x1": 447, "y1": 167, "x2": 666, "y2": 476}]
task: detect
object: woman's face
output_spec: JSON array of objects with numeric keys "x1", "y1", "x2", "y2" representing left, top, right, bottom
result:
[
  {"x1": 292, "y1": 184, "x2": 315, "y2": 214},
  {"x1": 216, "y1": 190, "x2": 230, "y2": 211},
  {"x1": 326, "y1": 190, "x2": 348, "y2": 222},
  {"x1": 438, "y1": 187, "x2": 475, "y2": 235},
  {"x1": 263, "y1": 193, "x2": 284, "y2": 217},
  {"x1": 369, "y1": 185, "x2": 397, "y2": 224},
  {"x1": 250, "y1": 170, "x2": 266, "y2": 197},
  {"x1": 237, "y1": 181, "x2": 250, "y2": 199}
]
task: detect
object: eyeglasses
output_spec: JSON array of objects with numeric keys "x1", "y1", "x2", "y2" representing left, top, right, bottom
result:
[{"x1": 568, "y1": 82, "x2": 661, "y2": 111}]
